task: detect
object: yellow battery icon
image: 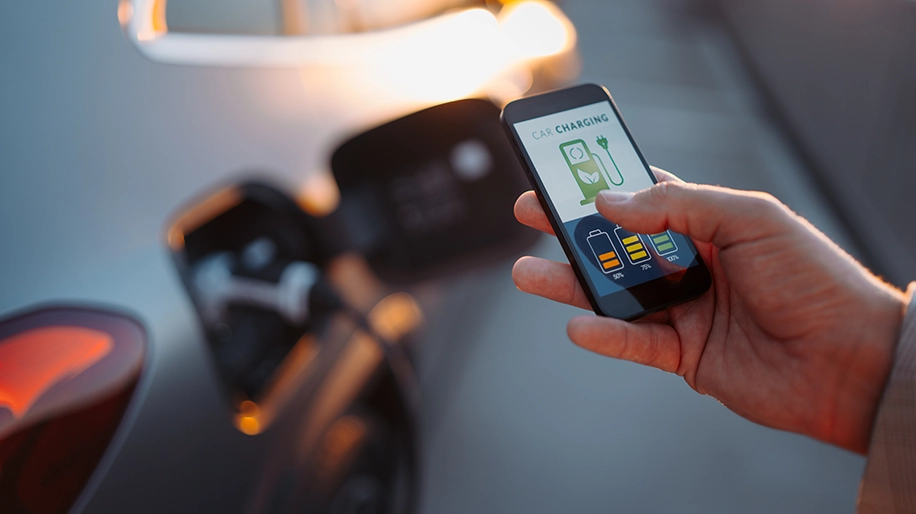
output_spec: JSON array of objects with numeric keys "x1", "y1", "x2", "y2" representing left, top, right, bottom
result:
[
  {"x1": 649, "y1": 230, "x2": 678, "y2": 256},
  {"x1": 586, "y1": 229, "x2": 623, "y2": 274},
  {"x1": 613, "y1": 226, "x2": 652, "y2": 265}
]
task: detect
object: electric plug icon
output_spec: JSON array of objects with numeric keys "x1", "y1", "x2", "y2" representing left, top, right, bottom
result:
[
  {"x1": 596, "y1": 135, "x2": 609, "y2": 150},
  {"x1": 595, "y1": 135, "x2": 624, "y2": 186}
]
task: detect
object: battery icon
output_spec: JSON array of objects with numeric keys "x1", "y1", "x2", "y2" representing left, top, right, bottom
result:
[
  {"x1": 649, "y1": 230, "x2": 678, "y2": 256},
  {"x1": 586, "y1": 229, "x2": 624, "y2": 274},
  {"x1": 614, "y1": 227, "x2": 652, "y2": 265}
]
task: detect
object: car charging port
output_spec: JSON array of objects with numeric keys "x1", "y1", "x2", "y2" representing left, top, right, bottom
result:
[{"x1": 167, "y1": 182, "x2": 333, "y2": 406}]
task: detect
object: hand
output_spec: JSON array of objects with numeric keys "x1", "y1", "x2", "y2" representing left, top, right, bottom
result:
[{"x1": 513, "y1": 168, "x2": 907, "y2": 453}]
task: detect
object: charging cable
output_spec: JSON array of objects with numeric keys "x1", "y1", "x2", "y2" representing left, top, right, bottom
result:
[
  {"x1": 192, "y1": 249, "x2": 421, "y2": 514},
  {"x1": 307, "y1": 279, "x2": 421, "y2": 514}
]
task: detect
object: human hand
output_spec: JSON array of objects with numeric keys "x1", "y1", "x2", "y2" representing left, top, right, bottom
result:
[{"x1": 513, "y1": 168, "x2": 907, "y2": 453}]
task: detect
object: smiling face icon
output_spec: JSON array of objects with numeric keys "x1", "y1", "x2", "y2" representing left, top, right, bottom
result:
[{"x1": 559, "y1": 139, "x2": 610, "y2": 205}]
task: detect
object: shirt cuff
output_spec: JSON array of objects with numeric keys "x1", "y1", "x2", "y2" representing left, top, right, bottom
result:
[{"x1": 858, "y1": 282, "x2": 916, "y2": 514}]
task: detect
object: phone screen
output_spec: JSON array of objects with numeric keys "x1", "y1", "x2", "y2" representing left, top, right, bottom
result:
[{"x1": 513, "y1": 100, "x2": 703, "y2": 299}]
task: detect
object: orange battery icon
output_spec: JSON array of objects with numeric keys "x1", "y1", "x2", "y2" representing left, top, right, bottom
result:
[
  {"x1": 614, "y1": 226, "x2": 652, "y2": 265},
  {"x1": 649, "y1": 230, "x2": 678, "y2": 256},
  {"x1": 586, "y1": 229, "x2": 624, "y2": 274}
]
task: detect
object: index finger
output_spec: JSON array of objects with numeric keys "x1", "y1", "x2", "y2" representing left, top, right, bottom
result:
[
  {"x1": 650, "y1": 167, "x2": 683, "y2": 184},
  {"x1": 514, "y1": 191, "x2": 554, "y2": 235}
]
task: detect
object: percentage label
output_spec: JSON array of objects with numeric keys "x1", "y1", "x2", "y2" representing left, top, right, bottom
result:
[
  {"x1": 612, "y1": 272, "x2": 625, "y2": 280},
  {"x1": 667, "y1": 255, "x2": 679, "y2": 262},
  {"x1": 640, "y1": 264, "x2": 652, "y2": 271}
]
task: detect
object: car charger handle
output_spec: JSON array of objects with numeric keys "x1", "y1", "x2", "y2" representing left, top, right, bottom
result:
[{"x1": 193, "y1": 253, "x2": 319, "y2": 326}]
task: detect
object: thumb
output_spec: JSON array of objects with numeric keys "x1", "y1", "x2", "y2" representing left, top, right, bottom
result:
[{"x1": 595, "y1": 182, "x2": 790, "y2": 249}]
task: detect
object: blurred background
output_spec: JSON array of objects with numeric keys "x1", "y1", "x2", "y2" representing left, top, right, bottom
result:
[{"x1": 1, "y1": 0, "x2": 914, "y2": 513}]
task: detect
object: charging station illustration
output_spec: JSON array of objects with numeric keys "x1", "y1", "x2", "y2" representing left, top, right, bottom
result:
[{"x1": 560, "y1": 139, "x2": 624, "y2": 205}]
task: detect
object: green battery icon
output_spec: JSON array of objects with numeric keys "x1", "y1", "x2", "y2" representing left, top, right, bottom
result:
[
  {"x1": 614, "y1": 226, "x2": 651, "y2": 265},
  {"x1": 649, "y1": 231, "x2": 678, "y2": 256},
  {"x1": 586, "y1": 229, "x2": 624, "y2": 274}
]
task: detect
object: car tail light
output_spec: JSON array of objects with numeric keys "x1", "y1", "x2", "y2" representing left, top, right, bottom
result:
[{"x1": 0, "y1": 307, "x2": 145, "y2": 514}]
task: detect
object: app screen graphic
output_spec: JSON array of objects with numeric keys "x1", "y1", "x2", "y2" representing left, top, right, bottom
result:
[
  {"x1": 560, "y1": 140, "x2": 612, "y2": 205},
  {"x1": 514, "y1": 101, "x2": 702, "y2": 297},
  {"x1": 586, "y1": 229, "x2": 622, "y2": 274},
  {"x1": 649, "y1": 231, "x2": 678, "y2": 256},
  {"x1": 614, "y1": 227, "x2": 651, "y2": 265}
]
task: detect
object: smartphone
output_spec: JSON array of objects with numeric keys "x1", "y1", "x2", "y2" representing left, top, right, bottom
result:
[{"x1": 501, "y1": 83, "x2": 711, "y2": 320}]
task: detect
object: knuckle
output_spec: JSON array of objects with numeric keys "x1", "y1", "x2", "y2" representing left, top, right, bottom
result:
[
  {"x1": 748, "y1": 192, "x2": 782, "y2": 212},
  {"x1": 650, "y1": 180, "x2": 674, "y2": 199},
  {"x1": 643, "y1": 181, "x2": 675, "y2": 206},
  {"x1": 616, "y1": 326, "x2": 632, "y2": 360},
  {"x1": 745, "y1": 193, "x2": 791, "y2": 224},
  {"x1": 643, "y1": 327, "x2": 662, "y2": 366},
  {"x1": 568, "y1": 277, "x2": 582, "y2": 307}
]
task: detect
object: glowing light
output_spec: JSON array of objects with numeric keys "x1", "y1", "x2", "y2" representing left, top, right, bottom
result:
[
  {"x1": 167, "y1": 186, "x2": 242, "y2": 251},
  {"x1": 122, "y1": 0, "x2": 576, "y2": 102},
  {"x1": 238, "y1": 415, "x2": 260, "y2": 435},
  {"x1": 166, "y1": 229, "x2": 185, "y2": 250},
  {"x1": 367, "y1": 293, "x2": 423, "y2": 342},
  {"x1": 485, "y1": 67, "x2": 534, "y2": 106},
  {"x1": 136, "y1": 31, "x2": 159, "y2": 42},
  {"x1": 0, "y1": 327, "x2": 113, "y2": 420},
  {"x1": 224, "y1": 335, "x2": 320, "y2": 436},
  {"x1": 151, "y1": 0, "x2": 167, "y2": 32},
  {"x1": 354, "y1": 2, "x2": 576, "y2": 104},
  {"x1": 316, "y1": 415, "x2": 368, "y2": 482},
  {"x1": 239, "y1": 400, "x2": 259, "y2": 414},
  {"x1": 235, "y1": 400, "x2": 261, "y2": 435},
  {"x1": 125, "y1": 0, "x2": 167, "y2": 42},
  {"x1": 367, "y1": 8, "x2": 505, "y2": 103},
  {"x1": 500, "y1": 0, "x2": 575, "y2": 59},
  {"x1": 297, "y1": 172, "x2": 341, "y2": 217},
  {"x1": 117, "y1": 0, "x2": 133, "y2": 26},
  {"x1": 121, "y1": 0, "x2": 578, "y2": 166}
]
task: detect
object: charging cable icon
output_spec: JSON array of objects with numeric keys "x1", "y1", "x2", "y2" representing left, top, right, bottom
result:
[{"x1": 595, "y1": 135, "x2": 625, "y2": 187}]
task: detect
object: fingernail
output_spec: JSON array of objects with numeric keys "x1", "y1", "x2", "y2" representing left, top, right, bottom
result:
[{"x1": 598, "y1": 191, "x2": 634, "y2": 203}]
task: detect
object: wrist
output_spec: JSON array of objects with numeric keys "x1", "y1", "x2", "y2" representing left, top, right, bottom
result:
[{"x1": 835, "y1": 283, "x2": 908, "y2": 454}]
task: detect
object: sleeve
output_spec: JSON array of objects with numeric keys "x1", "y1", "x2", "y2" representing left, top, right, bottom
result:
[{"x1": 858, "y1": 282, "x2": 916, "y2": 514}]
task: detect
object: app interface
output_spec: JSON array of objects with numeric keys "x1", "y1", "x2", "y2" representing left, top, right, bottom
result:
[{"x1": 514, "y1": 101, "x2": 701, "y2": 297}]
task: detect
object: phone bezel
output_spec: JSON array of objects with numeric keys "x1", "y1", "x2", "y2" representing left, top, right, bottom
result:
[{"x1": 501, "y1": 83, "x2": 711, "y2": 320}]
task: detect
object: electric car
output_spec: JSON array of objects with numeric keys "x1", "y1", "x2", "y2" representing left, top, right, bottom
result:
[{"x1": 0, "y1": 1, "x2": 577, "y2": 512}]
